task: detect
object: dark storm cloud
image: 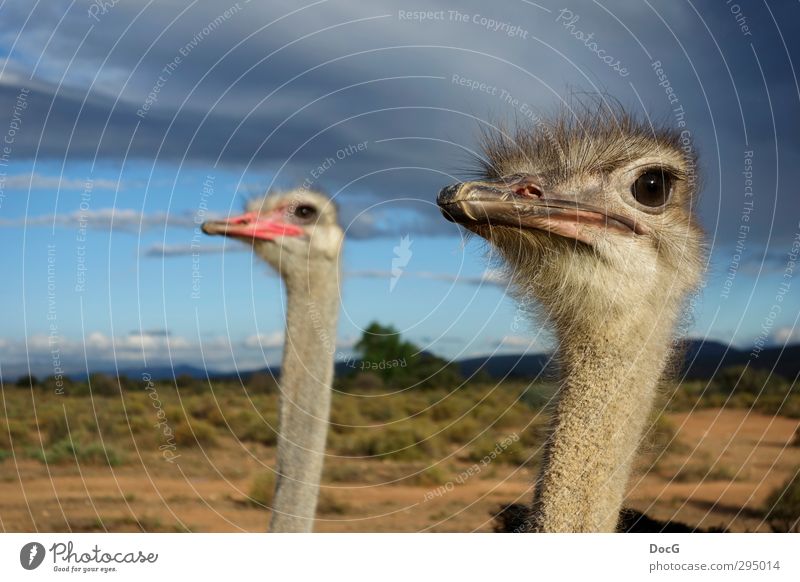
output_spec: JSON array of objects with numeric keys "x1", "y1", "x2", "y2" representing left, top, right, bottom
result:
[{"x1": 0, "y1": 0, "x2": 797, "y2": 247}]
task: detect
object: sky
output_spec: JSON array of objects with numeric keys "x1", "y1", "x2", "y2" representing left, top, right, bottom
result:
[{"x1": 0, "y1": 0, "x2": 798, "y2": 379}]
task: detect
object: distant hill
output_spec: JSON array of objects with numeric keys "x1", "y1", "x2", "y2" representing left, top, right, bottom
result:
[
  {"x1": 457, "y1": 340, "x2": 800, "y2": 382},
  {"x1": 682, "y1": 341, "x2": 800, "y2": 381},
  {"x1": 458, "y1": 353, "x2": 554, "y2": 381},
  {"x1": 46, "y1": 340, "x2": 800, "y2": 384}
]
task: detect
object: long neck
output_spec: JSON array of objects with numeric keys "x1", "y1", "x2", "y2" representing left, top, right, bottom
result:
[
  {"x1": 269, "y1": 265, "x2": 339, "y2": 533},
  {"x1": 531, "y1": 300, "x2": 678, "y2": 532}
]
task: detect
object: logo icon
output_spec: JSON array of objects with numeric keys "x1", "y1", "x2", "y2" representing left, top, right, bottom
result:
[
  {"x1": 20, "y1": 542, "x2": 46, "y2": 570},
  {"x1": 390, "y1": 235, "x2": 413, "y2": 292}
]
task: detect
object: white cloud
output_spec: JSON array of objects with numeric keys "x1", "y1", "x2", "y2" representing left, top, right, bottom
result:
[
  {"x1": 2, "y1": 173, "x2": 122, "y2": 190},
  {"x1": 771, "y1": 327, "x2": 800, "y2": 345},
  {"x1": 346, "y1": 268, "x2": 508, "y2": 287},
  {"x1": 0, "y1": 208, "x2": 220, "y2": 232},
  {"x1": 243, "y1": 332, "x2": 284, "y2": 349},
  {"x1": 496, "y1": 335, "x2": 534, "y2": 348},
  {"x1": 0, "y1": 328, "x2": 357, "y2": 378},
  {"x1": 144, "y1": 243, "x2": 246, "y2": 257}
]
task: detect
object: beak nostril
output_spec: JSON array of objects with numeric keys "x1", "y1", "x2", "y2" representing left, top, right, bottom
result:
[{"x1": 514, "y1": 184, "x2": 543, "y2": 198}]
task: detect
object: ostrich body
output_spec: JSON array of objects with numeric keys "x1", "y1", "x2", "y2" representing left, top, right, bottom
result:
[
  {"x1": 438, "y1": 105, "x2": 704, "y2": 532},
  {"x1": 203, "y1": 189, "x2": 342, "y2": 532}
]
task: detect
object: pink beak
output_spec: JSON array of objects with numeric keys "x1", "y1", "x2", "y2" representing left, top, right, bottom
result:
[{"x1": 201, "y1": 209, "x2": 304, "y2": 240}]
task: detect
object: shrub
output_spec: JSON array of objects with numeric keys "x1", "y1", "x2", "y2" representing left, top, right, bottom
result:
[
  {"x1": 521, "y1": 382, "x2": 558, "y2": 409},
  {"x1": 0, "y1": 418, "x2": 31, "y2": 448},
  {"x1": 230, "y1": 410, "x2": 277, "y2": 446},
  {"x1": 443, "y1": 416, "x2": 482, "y2": 444},
  {"x1": 41, "y1": 375, "x2": 72, "y2": 393},
  {"x1": 465, "y1": 433, "x2": 526, "y2": 465},
  {"x1": 764, "y1": 470, "x2": 800, "y2": 532},
  {"x1": 15, "y1": 374, "x2": 39, "y2": 388},
  {"x1": 713, "y1": 366, "x2": 788, "y2": 396},
  {"x1": 323, "y1": 462, "x2": 363, "y2": 483},
  {"x1": 405, "y1": 465, "x2": 449, "y2": 486},
  {"x1": 31, "y1": 438, "x2": 124, "y2": 466},
  {"x1": 779, "y1": 395, "x2": 800, "y2": 419},
  {"x1": 88, "y1": 373, "x2": 120, "y2": 396},
  {"x1": 40, "y1": 410, "x2": 71, "y2": 446},
  {"x1": 175, "y1": 374, "x2": 202, "y2": 391},
  {"x1": 173, "y1": 419, "x2": 217, "y2": 448},
  {"x1": 337, "y1": 422, "x2": 442, "y2": 461},
  {"x1": 672, "y1": 461, "x2": 738, "y2": 483},
  {"x1": 340, "y1": 371, "x2": 385, "y2": 393},
  {"x1": 329, "y1": 398, "x2": 365, "y2": 433},
  {"x1": 358, "y1": 398, "x2": 404, "y2": 423},
  {"x1": 430, "y1": 398, "x2": 466, "y2": 422},
  {"x1": 246, "y1": 372, "x2": 278, "y2": 395},
  {"x1": 248, "y1": 471, "x2": 275, "y2": 508},
  {"x1": 641, "y1": 412, "x2": 678, "y2": 459},
  {"x1": 316, "y1": 490, "x2": 350, "y2": 515}
]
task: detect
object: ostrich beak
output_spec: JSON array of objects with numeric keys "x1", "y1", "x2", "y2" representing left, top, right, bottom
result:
[
  {"x1": 201, "y1": 209, "x2": 305, "y2": 240},
  {"x1": 437, "y1": 177, "x2": 647, "y2": 243}
]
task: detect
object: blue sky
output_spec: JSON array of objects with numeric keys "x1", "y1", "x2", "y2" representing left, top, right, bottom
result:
[{"x1": 0, "y1": 0, "x2": 798, "y2": 378}]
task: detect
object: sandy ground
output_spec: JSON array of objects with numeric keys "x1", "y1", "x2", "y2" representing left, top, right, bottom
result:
[{"x1": 1, "y1": 409, "x2": 797, "y2": 532}]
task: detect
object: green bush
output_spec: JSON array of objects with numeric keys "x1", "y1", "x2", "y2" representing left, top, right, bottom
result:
[
  {"x1": 641, "y1": 412, "x2": 678, "y2": 458},
  {"x1": 174, "y1": 419, "x2": 217, "y2": 448},
  {"x1": 31, "y1": 438, "x2": 124, "y2": 466},
  {"x1": 316, "y1": 490, "x2": 350, "y2": 515},
  {"x1": 246, "y1": 372, "x2": 278, "y2": 395},
  {"x1": 672, "y1": 461, "x2": 738, "y2": 483},
  {"x1": 405, "y1": 465, "x2": 449, "y2": 486},
  {"x1": 337, "y1": 422, "x2": 442, "y2": 461},
  {"x1": 465, "y1": 433, "x2": 526, "y2": 465},
  {"x1": 443, "y1": 416, "x2": 482, "y2": 444},
  {"x1": 15, "y1": 374, "x2": 39, "y2": 388},
  {"x1": 713, "y1": 366, "x2": 788, "y2": 396},
  {"x1": 781, "y1": 396, "x2": 800, "y2": 419},
  {"x1": 323, "y1": 462, "x2": 364, "y2": 483},
  {"x1": 329, "y1": 398, "x2": 366, "y2": 433},
  {"x1": 248, "y1": 471, "x2": 275, "y2": 508},
  {"x1": 87, "y1": 373, "x2": 120, "y2": 396},
  {"x1": 230, "y1": 410, "x2": 277, "y2": 446},
  {"x1": 40, "y1": 410, "x2": 71, "y2": 446},
  {"x1": 0, "y1": 418, "x2": 31, "y2": 448},
  {"x1": 764, "y1": 470, "x2": 800, "y2": 533}
]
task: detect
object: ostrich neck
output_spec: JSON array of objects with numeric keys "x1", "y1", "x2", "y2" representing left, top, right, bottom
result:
[
  {"x1": 269, "y1": 266, "x2": 339, "y2": 533},
  {"x1": 532, "y1": 303, "x2": 677, "y2": 532}
]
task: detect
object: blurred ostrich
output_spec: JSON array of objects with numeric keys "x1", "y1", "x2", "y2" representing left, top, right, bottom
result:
[
  {"x1": 438, "y1": 102, "x2": 704, "y2": 532},
  {"x1": 203, "y1": 189, "x2": 342, "y2": 532}
]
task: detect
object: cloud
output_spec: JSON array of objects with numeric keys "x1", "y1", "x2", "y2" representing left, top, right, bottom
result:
[
  {"x1": 143, "y1": 243, "x2": 246, "y2": 257},
  {"x1": 0, "y1": 1, "x2": 797, "y2": 252},
  {"x1": 2, "y1": 204, "x2": 452, "y2": 241},
  {"x1": 1, "y1": 173, "x2": 123, "y2": 190},
  {"x1": 0, "y1": 327, "x2": 360, "y2": 379},
  {"x1": 243, "y1": 332, "x2": 284, "y2": 349},
  {"x1": 0, "y1": 208, "x2": 214, "y2": 232},
  {"x1": 770, "y1": 327, "x2": 800, "y2": 345},
  {"x1": 495, "y1": 335, "x2": 535, "y2": 349},
  {"x1": 346, "y1": 268, "x2": 508, "y2": 287}
]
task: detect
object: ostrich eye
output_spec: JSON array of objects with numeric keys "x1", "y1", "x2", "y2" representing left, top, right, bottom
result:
[
  {"x1": 294, "y1": 205, "x2": 317, "y2": 219},
  {"x1": 631, "y1": 170, "x2": 672, "y2": 207}
]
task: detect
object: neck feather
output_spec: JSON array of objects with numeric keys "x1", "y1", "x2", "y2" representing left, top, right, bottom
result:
[
  {"x1": 269, "y1": 265, "x2": 339, "y2": 533},
  {"x1": 531, "y1": 300, "x2": 677, "y2": 532}
]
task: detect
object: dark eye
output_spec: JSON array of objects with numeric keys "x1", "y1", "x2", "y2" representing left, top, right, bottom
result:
[
  {"x1": 294, "y1": 205, "x2": 317, "y2": 219},
  {"x1": 631, "y1": 170, "x2": 672, "y2": 207}
]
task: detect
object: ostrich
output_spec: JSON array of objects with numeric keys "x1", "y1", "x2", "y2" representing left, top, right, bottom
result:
[
  {"x1": 202, "y1": 188, "x2": 342, "y2": 532},
  {"x1": 437, "y1": 103, "x2": 704, "y2": 532}
]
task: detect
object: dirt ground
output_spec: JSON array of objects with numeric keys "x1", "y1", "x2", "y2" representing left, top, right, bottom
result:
[{"x1": 1, "y1": 409, "x2": 797, "y2": 532}]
